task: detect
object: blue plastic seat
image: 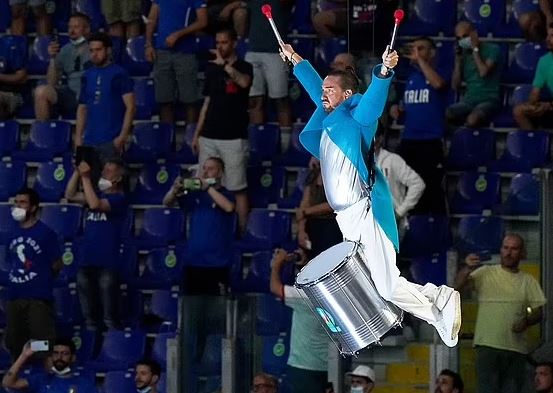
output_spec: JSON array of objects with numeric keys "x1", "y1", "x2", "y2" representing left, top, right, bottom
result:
[
  {"x1": 151, "y1": 289, "x2": 179, "y2": 326},
  {"x1": 125, "y1": 122, "x2": 174, "y2": 163},
  {"x1": 505, "y1": 42, "x2": 547, "y2": 83},
  {"x1": 75, "y1": 0, "x2": 106, "y2": 30},
  {"x1": 53, "y1": 287, "x2": 83, "y2": 325},
  {"x1": 87, "y1": 329, "x2": 146, "y2": 371},
  {"x1": 124, "y1": 35, "x2": 153, "y2": 76},
  {"x1": 168, "y1": 123, "x2": 197, "y2": 164},
  {"x1": 0, "y1": 120, "x2": 19, "y2": 158},
  {"x1": 117, "y1": 242, "x2": 138, "y2": 284},
  {"x1": 401, "y1": 215, "x2": 451, "y2": 257},
  {"x1": 276, "y1": 168, "x2": 309, "y2": 209},
  {"x1": 446, "y1": 128, "x2": 496, "y2": 170},
  {"x1": 131, "y1": 163, "x2": 180, "y2": 205},
  {"x1": 463, "y1": 0, "x2": 506, "y2": 36},
  {"x1": 51, "y1": 0, "x2": 72, "y2": 32},
  {"x1": 256, "y1": 294, "x2": 293, "y2": 335},
  {"x1": 137, "y1": 246, "x2": 184, "y2": 289},
  {"x1": 262, "y1": 333, "x2": 290, "y2": 376},
  {"x1": 13, "y1": 120, "x2": 71, "y2": 162},
  {"x1": 0, "y1": 0, "x2": 10, "y2": 32},
  {"x1": 197, "y1": 334, "x2": 222, "y2": 376},
  {"x1": 275, "y1": 123, "x2": 311, "y2": 167},
  {"x1": 315, "y1": 38, "x2": 347, "y2": 72},
  {"x1": 401, "y1": 0, "x2": 457, "y2": 36},
  {"x1": 28, "y1": 36, "x2": 69, "y2": 75},
  {"x1": 456, "y1": 215, "x2": 505, "y2": 254},
  {"x1": 501, "y1": 173, "x2": 540, "y2": 215},
  {"x1": 230, "y1": 251, "x2": 294, "y2": 294},
  {"x1": 40, "y1": 204, "x2": 82, "y2": 241},
  {"x1": 511, "y1": 84, "x2": 533, "y2": 106},
  {"x1": 135, "y1": 208, "x2": 185, "y2": 249},
  {"x1": 0, "y1": 35, "x2": 27, "y2": 71},
  {"x1": 70, "y1": 328, "x2": 97, "y2": 365},
  {"x1": 54, "y1": 241, "x2": 83, "y2": 287},
  {"x1": 450, "y1": 172, "x2": 501, "y2": 214},
  {"x1": 33, "y1": 161, "x2": 73, "y2": 202},
  {"x1": 495, "y1": 0, "x2": 539, "y2": 37},
  {"x1": 247, "y1": 165, "x2": 286, "y2": 208},
  {"x1": 289, "y1": 81, "x2": 317, "y2": 124},
  {"x1": 410, "y1": 253, "x2": 447, "y2": 286},
  {"x1": 249, "y1": 124, "x2": 281, "y2": 164},
  {"x1": 0, "y1": 162, "x2": 26, "y2": 201},
  {"x1": 290, "y1": 37, "x2": 315, "y2": 62},
  {"x1": 290, "y1": 0, "x2": 314, "y2": 33},
  {"x1": 234, "y1": 209, "x2": 291, "y2": 251},
  {"x1": 134, "y1": 78, "x2": 157, "y2": 120},
  {"x1": 103, "y1": 371, "x2": 136, "y2": 393},
  {"x1": 489, "y1": 130, "x2": 550, "y2": 172},
  {"x1": 196, "y1": 35, "x2": 215, "y2": 72},
  {"x1": 153, "y1": 332, "x2": 177, "y2": 370},
  {"x1": 119, "y1": 287, "x2": 143, "y2": 328}
]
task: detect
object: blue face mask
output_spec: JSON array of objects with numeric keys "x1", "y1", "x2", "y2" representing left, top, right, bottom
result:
[
  {"x1": 351, "y1": 387, "x2": 364, "y2": 393},
  {"x1": 458, "y1": 37, "x2": 472, "y2": 50}
]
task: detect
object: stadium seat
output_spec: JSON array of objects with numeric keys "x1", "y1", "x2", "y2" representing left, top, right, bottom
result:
[
  {"x1": 256, "y1": 294, "x2": 293, "y2": 335},
  {"x1": 276, "y1": 168, "x2": 309, "y2": 209},
  {"x1": 249, "y1": 124, "x2": 281, "y2": 164},
  {"x1": 87, "y1": 329, "x2": 146, "y2": 371},
  {"x1": 234, "y1": 209, "x2": 292, "y2": 251},
  {"x1": 275, "y1": 123, "x2": 311, "y2": 166},
  {"x1": 54, "y1": 241, "x2": 83, "y2": 287},
  {"x1": 51, "y1": 0, "x2": 72, "y2": 32},
  {"x1": 28, "y1": 35, "x2": 68, "y2": 75},
  {"x1": 0, "y1": 35, "x2": 27, "y2": 70},
  {"x1": 401, "y1": 0, "x2": 457, "y2": 36},
  {"x1": 33, "y1": 161, "x2": 73, "y2": 202},
  {"x1": 13, "y1": 120, "x2": 71, "y2": 162},
  {"x1": 119, "y1": 287, "x2": 143, "y2": 328},
  {"x1": 446, "y1": 127, "x2": 496, "y2": 170},
  {"x1": 135, "y1": 208, "x2": 185, "y2": 249},
  {"x1": 456, "y1": 215, "x2": 505, "y2": 254},
  {"x1": 103, "y1": 371, "x2": 136, "y2": 393},
  {"x1": 262, "y1": 333, "x2": 290, "y2": 376},
  {"x1": 125, "y1": 36, "x2": 153, "y2": 76},
  {"x1": 247, "y1": 165, "x2": 286, "y2": 208},
  {"x1": 505, "y1": 42, "x2": 547, "y2": 83},
  {"x1": 131, "y1": 163, "x2": 180, "y2": 205},
  {"x1": 71, "y1": 328, "x2": 96, "y2": 364},
  {"x1": 137, "y1": 246, "x2": 184, "y2": 289},
  {"x1": 75, "y1": 0, "x2": 106, "y2": 30},
  {"x1": 290, "y1": 81, "x2": 317, "y2": 123},
  {"x1": 290, "y1": 37, "x2": 315, "y2": 62},
  {"x1": 151, "y1": 289, "x2": 179, "y2": 326},
  {"x1": 40, "y1": 204, "x2": 82, "y2": 241},
  {"x1": 511, "y1": 84, "x2": 533, "y2": 106},
  {"x1": 500, "y1": 173, "x2": 540, "y2": 215},
  {"x1": 158, "y1": 373, "x2": 167, "y2": 393},
  {"x1": 53, "y1": 287, "x2": 83, "y2": 325},
  {"x1": 290, "y1": 0, "x2": 314, "y2": 33},
  {"x1": 230, "y1": 251, "x2": 294, "y2": 294},
  {"x1": 488, "y1": 130, "x2": 550, "y2": 172},
  {"x1": 0, "y1": 0, "x2": 10, "y2": 32},
  {"x1": 125, "y1": 122, "x2": 174, "y2": 163},
  {"x1": 168, "y1": 123, "x2": 197, "y2": 164},
  {"x1": 463, "y1": 0, "x2": 506, "y2": 36},
  {"x1": 495, "y1": 0, "x2": 539, "y2": 37},
  {"x1": 198, "y1": 334, "x2": 222, "y2": 376},
  {"x1": 401, "y1": 215, "x2": 451, "y2": 257},
  {"x1": 117, "y1": 242, "x2": 138, "y2": 284},
  {"x1": 134, "y1": 78, "x2": 157, "y2": 120},
  {"x1": 410, "y1": 253, "x2": 447, "y2": 286},
  {"x1": 450, "y1": 172, "x2": 501, "y2": 214},
  {"x1": 0, "y1": 120, "x2": 19, "y2": 158},
  {"x1": 0, "y1": 161, "x2": 26, "y2": 201},
  {"x1": 196, "y1": 35, "x2": 215, "y2": 72},
  {"x1": 153, "y1": 332, "x2": 177, "y2": 370},
  {"x1": 315, "y1": 38, "x2": 347, "y2": 72}
]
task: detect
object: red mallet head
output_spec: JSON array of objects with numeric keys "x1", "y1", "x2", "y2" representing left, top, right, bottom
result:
[
  {"x1": 261, "y1": 4, "x2": 273, "y2": 19},
  {"x1": 394, "y1": 9, "x2": 405, "y2": 24}
]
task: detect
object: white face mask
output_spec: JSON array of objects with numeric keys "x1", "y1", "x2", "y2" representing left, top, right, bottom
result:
[
  {"x1": 137, "y1": 387, "x2": 152, "y2": 393},
  {"x1": 70, "y1": 36, "x2": 86, "y2": 46},
  {"x1": 51, "y1": 366, "x2": 71, "y2": 376},
  {"x1": 98, "y1": 178, "x2": 113, "y2": 192},
  {"x1": 458, "y1": 37, "x2": 472, "y2": 50},
  {"x1": 11, "y1": 207, "x2": 26, "y2": 222},
  {"x1": 351, "y1": 387, "x2": 365, "y2": 393}
]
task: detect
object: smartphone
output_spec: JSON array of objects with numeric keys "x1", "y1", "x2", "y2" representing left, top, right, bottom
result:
[
  {"x1": 476, "y1": 250, "x2": 491, "y2": 262},
  {"x1": 30, "y1": 340, "x2": 49, "y2": 352}
]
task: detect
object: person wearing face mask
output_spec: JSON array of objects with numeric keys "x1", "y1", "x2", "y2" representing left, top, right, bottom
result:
[
  {"x1": 65, "y1": 159, "x2": 128, "y2": 333},
  {"x1": 2, "y1": 338, "x2": 97, "y2": 393},
  {"x1": 134, "y1": 359, "x2": 162, "y2": 393},
  {"x1": 34, "y1": 13, "x2": 92, "y2": 121},
  {"x1": 346, "y1": 365, "x2": 376, "y2": 393},
  {"x1": 446, "y1": 21, "x2": 502, "y2": 128},
  {"x1": 3, "y1": 188, "x2": 62, "y2": 361}
]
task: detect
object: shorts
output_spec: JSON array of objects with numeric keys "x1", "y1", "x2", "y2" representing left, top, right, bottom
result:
[
  {"x1": 153, "y1": 50, "x2": 199, "y2": 104},
  {"x1": 0, "y1": 92, "x2": 22, "y2": 120},
  {"x1": 101, "y1": 0, "x2": 142, "y2": 24},
  {"x1": 9, "y1": 0, "x2": 46, "y2": 6},
  {"x1": 446, "y1": 100, "x2": 500, "y2": 122},
  {"x1": 245, "y1": 52, "x2": 289, "y2": 99},
  {"x1": 198, "y1": 137, "x2": 249, "y2": 191}
]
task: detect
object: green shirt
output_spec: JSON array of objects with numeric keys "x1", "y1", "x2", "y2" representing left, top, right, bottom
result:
[
  {"x1": 532, "y1": 52, "x2": 553, "y2": 95},
  {"x1": 284, "y1": 286, "x2": 329, "y2": 371},
  {"x1": 462, "y1": 42, "x2": 502, "y2": 106}
]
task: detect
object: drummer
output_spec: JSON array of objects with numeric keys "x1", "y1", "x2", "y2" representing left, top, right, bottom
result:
[{"x1": 277, "y1": 43, "x2": 461, "y2": 347}]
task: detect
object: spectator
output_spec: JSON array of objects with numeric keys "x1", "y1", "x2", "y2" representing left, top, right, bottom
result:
[
  {"x1": 2, "y1": 337, "x2": 98, "y2": 392},
  {"x1": 0, "y1": 34, "x2": 27, "y2": 120},
  {"x1": 102, "y1": 0, "x2": 141, "y2": 38},
  {"x1": 312, "y1": 0, "x2": 347, "y2": 38},
  {"x1": 435, "y1": 369, "x2": 464, "y2": 393},
  {"x1": 518, "y1": 0, "x2": 551, "y2": 42},
  {"x1": 163, "y1": 157, "x2": 235, "y2": 295},
  {"x1": 34, "y1": 13, "x2": 91, "y2": 121},
  {"x1": 4, "y1": 188, "x2": 61, "y2": 360},
  {"x1": 76, "y1": 32, "x2": 135, "y2": 162},
  {"x1": 447, "y1": 21, "x2": 502, "y2": 128},
  {"x1": 330, "y1": 53, "x2": 355, "y2": 72},
  {"x1": 270, "y1": 248, "x2": 330, "y2": 393},
  {"x1": 9, "y1": 0, "x2": 51, "y2": 36},
  {"x1": 206, "y1": 0, "x2": 248, "y2": 38},
  {"x1": 135, "y1": 359, "x2": 162, "y2": 393},
  {"x1": 374, "y1": 128, "x2": 425, "y2": 239},
  {"x1": 192, "y1": 28, "x2": 252, "y2": 232},
  {"x1": 346, "y1": 365, "x2": 376, "y2": 393},
  {"x1": 145, "y1": 0, "x2": 208, "y2": 124},
  {"x1": 513, "y1": 23, "x2": 553, "y2": 130},
  {"x1": 391, "y1": 36, "x2": 448, "y2": 214},
  {"x1": 246, "y1": 0, "x2": 293, "y2": 135},
  {"x1": 535, "y1": 362, "x2": 553, "y2": 393},
  {"x1": 455, "y1": 233, "x2": 546, "y2": 393},
  {"x1": 252, "y1": 372, "x2": 278, "y2": 393},
  {"x1": 64, "y1": 159, "x2": 128, "y2": 332}
]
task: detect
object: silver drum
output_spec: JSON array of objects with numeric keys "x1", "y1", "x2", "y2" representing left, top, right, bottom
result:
[{"x1": 295, "y1": 241, "x2": 403, "y2": 356}]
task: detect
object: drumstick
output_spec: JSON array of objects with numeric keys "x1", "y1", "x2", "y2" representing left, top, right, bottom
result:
[
  {"x1": 388, "y1": 9, "x2": 405, "y2": 52},
  {"x1": 261, "y1": 4, "x2": 284, "y2": 47}
]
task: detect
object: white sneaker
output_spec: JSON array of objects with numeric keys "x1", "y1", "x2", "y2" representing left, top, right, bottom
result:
[{"x1": 432, "y1": 288, "x2": 461, "y2": 347}]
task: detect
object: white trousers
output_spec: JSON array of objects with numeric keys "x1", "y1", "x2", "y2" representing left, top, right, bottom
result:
[{"x1": 335, "y1": 197, "x2": 440, "y2": 324}]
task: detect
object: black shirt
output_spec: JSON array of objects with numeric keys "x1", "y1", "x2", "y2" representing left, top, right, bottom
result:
[{"x1": 202, "y1": 59, "x2": 253, "y2": 140}]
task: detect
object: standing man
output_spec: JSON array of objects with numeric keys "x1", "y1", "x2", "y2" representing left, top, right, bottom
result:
[
  {"x1": 34, "y1": 13, "x2": 91, "y2": 120},
  {"x1": 4, "y1": 188, "x2": 61, "y2": 360},
  {"x1": 135, "y1": 359, "x2": 162, "y2": 393},
  {"x1": 455, "y1": 233, "x2": 546, "y2": 393},
  {"x1": 145, "y1": 0, "x2": 208, "y2": 124},
  {"x1": 191, "y1": 28, "x2": 252, "y2": 232},
  {"x1": 435, "y1": 369, "x2": 464, "y2": 393},
  {"x1": 279, "y1": 42, "x2": 460, "y2": 347},
  {"x1": 76, "y1": 32, "x2": 135, "y2": 161}
]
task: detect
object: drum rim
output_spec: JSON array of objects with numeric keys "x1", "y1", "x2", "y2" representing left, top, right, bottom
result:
[{"x1": 295, "y1": 240, "x2": 360, "y2": 288}]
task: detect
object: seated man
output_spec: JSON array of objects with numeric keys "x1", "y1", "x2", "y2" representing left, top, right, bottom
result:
[
  {"x1": 435, "y1": 369, "x2": 464, "y2": 393},
  {"x1": 346, "y1": 365, "x2": 376, "y2": 393},
  {"x1": 251, "y1": 373, "x2": 278, "y2": 393},
  {"x1": 135, "y1": 359, "x2": 162, "y2": 393}
]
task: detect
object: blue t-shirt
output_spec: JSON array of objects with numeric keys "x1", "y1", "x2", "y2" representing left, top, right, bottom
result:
[
  {"x1": 79, "y1": 63, "x2": 133, "y2": 145},
  {"x1": 179, "y1": 188, "x2": 235, "y2": 267},
  {"x1": 154, "y1": 0, "x2": 206, "y2": 53},
  {"x1": 27, "y1": 372, "x2": 97, "y2": 393},
  {"x1": 82, "y1": 193, "x2": 128, "y2": 268},
  {"x1": 6, "y1": 221, "x2": 61, "y2": 301},
  {"x1": 402, "y1": 66, "x2": 449, "y2": 140}
]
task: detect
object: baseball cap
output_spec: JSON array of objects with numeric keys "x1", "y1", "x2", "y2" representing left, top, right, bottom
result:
[{"x1": 346, "y1": 365, "x2": 376, "y2": 382}]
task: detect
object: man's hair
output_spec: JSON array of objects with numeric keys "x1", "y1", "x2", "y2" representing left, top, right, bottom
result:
[
  {"x1": 216, "y1": 27, "x2": 238, "y2": 41},
  {"x1": 70, "y1": 12, "x2": 91, "y2": 26},
  {"x1": 53, "y1": 337, "x2": 77, "y2": 355},
  {"x1": 88, "y1": 32, "x2": 112, "y2": 48},
  {"x1": 105, "y1": 157, "x2": 127, "y2": 177},
  {"x1": 16, "y1": 187, "x2": 40, "y2": 207},
  {"x1": 206, "y1": 156, "x2": 225, "y2": 172},
  {"x1": 504, "y1": 233, "x2": 526, "y2": 251},
  {"x1": 254, "y1": 372, "x2": 278, "y2": 388},
  {"x1": 326, "y1": 69, "x2": 360, "y2": 94},
  {"x1": 439, "y1": 369, "x2": 464, "y2": 393},
  {"x1": 136, "y1": 359, "x2": 162, "y2": 377},
  {"x1": 536, "y1": 362, "x2": 553, "y2": 373},
  {"x1": 412, "y1": 36, "x2": 436, "y2": 49}
]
